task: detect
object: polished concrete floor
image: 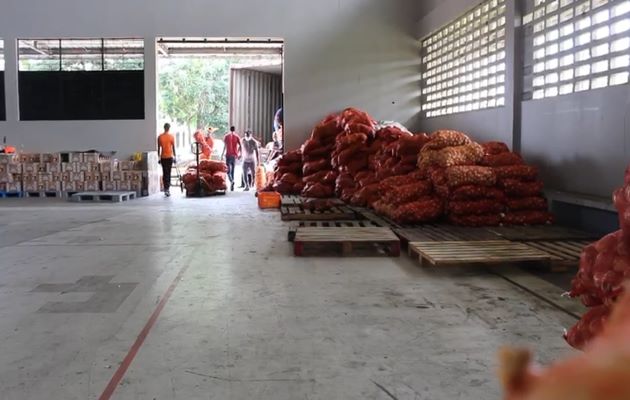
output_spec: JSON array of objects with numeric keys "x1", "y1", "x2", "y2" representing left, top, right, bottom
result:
[{"x1": 0, "y1": 192, "x2": 579, "y2": 399}]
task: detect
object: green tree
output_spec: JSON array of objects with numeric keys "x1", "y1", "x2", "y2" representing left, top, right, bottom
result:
[{"x1": 159, "y1": 59, "x2": 231, "y2": 135}]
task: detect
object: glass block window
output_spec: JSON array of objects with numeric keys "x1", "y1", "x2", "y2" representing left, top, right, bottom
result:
[
  {"x1": 420, "y1": 0, "x2": 507, "y2": 118},
  {"x1": 522, "y1": 0, "x2": 630, "y2": 100}
]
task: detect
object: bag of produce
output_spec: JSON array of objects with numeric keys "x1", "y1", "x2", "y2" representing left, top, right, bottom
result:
[
  {"x1": 506, "y1": 196, "x2": 548, "y2": 211},
  {"x1": 500, "y1": 179, "x2": 544, "y2": 196},
  {"x1": 302, "y1": 182, "x2": 334, "y2": 198},
  {"x1": 446, "y1": 165, "x2": 497, "y2": 188},
  {"x1": 565, "y1": 304, "x2": 611, "y2": 350},
  {"x1": 448, "y1": 199, "x2": 505, "y2": 216},
  {"x1": 451, "y1": 185, "x2": 506, "y2": 201},
  {"x1": 449, "y1": 213, "x2": 502, "y2": 227},
  {"x1": 303, "y1": 159, "x2": 331, "y2": 176},
  {"x1": 424, "y1": 130, "x2": 472, "y2": 150},
  {"x1": 494, "y1": 165, "x2": 539, "y2": 181},
  {"x1": 433, "y1": 143, "x2": 485, "y2": 168},
  {"x1": 382, "y1": 181, "x2": 433, "y2": 206},
  {"x1": 481, "y1": 141, "x2": 510, "y2": 155},
  {"x1": 391, "y1": 197, "x2": 444, "y2": 224},
  {"x1": 481, "y1": 152, "x2": 524, "y2": 167}
]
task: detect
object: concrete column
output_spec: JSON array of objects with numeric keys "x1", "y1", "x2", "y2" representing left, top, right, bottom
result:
[
  {"x1": 144, "y1": 38, "x2": 158, "y2": 144},
  {"x1": 4, "y1": 36, "x2": 18, "y2": 123}
]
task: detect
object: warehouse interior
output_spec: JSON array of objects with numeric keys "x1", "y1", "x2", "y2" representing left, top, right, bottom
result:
[{"x1": 0, "y1": 0, "x2": 629, "y2": 399}]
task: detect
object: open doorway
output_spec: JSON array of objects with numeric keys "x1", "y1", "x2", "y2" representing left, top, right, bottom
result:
[{"x1": 156, "y1": 37, "x2": 283, "y2": 194}]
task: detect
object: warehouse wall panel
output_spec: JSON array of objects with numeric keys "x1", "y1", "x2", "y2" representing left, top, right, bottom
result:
[{"x1": 0, "y1": 0, "x2": 422, "y2": 156}]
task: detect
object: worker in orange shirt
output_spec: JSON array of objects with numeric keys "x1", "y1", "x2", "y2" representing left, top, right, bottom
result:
[
  {"x1": 205, "y1": 126, "x2": 217, "y2": 157},
  {"x1": 158, "y1": 123, "x2": 177, "y2": 197},
  {"x1": 193, "y1": 128, "x2": 211, "y2": 160}
]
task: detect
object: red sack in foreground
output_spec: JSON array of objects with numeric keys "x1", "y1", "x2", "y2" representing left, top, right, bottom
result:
[
  {"x1": 380, "y1": 174, "x2": 417, "y2": 190},
  {"x1": 481, "y1": 141, "x2": 510, "y2": 155},
  {"x1": 613, "y1": 183, "x2": 630, "y2": 235},
  {"x1": 451, "y1": 185, "x2": 506, "y2": 201},
  {"x1": 449, "y1": 213, "x2": 502, "y2": 227},
  {"x1": 481, "y1": 152, "x2": 524, "y2": 167},
  {"x1": 502, "y1": 211, "x2": 554, "y2": 225},
  {"x1": 302, "y1": 182, "x2": 334, "y2": 198},
  {"x1": 303, "y1": 170, "x2": 329, "y2": 184},
  {"x1": 390, "y1": 197, "x2": 444, "y2": 224},
  {"x1": 394, "y1": 134, "x2": 430, "y2": 156},
  {"x1": 425, "y1": 130, "x2": 472, "y2": 150},
  {"x1": 303, "y1": 159, "x2": 331, "y2": 176},
  {"x1": 278, "y1": 173, "x2": 301, "y2": 186},
  {"x1": 428, "y1": 143, "x2": 485, "y2": 168},
  {"x1": 350, "y1": 184, "x2": 381, "y2": 207},
  {"x1": 446, "y1": 166, "x2": 497, "y2": 188},
  {"x1": 448, "y1": 199, "x2": 505, "y2": 216},
  {"x1": 565, "y1": 305, "x2": 611, "y2": 350},
  {"x1": 501, "y1": 179, "x2": 544, "y2": 196},
  {"x1": 279, "y1": 150, "x2": 302, "y2": 165},
  {"x1": 311, "y1": 118, "x2": 342, "y2": 143},
  {"x1": 276, "y1": 163, "x2": 302, "y2": 176},
  {"x1": 494, "y1": 165, "x2": 539, "y2": 181},
  {"x1": 506, "y1": 196, "x2": 548, "y2": 211},
  {"x1": 383, "y1": 181, "x2": 433, "y2": 206}
]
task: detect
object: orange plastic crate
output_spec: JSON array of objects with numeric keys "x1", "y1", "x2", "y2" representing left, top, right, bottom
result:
[{"x1": 258, "y1": 191, "x2": 282, "y2": 209}]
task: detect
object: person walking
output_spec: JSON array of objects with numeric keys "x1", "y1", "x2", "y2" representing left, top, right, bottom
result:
[
  {"x1": 221, "y1": 126, "x2": 242, "y2": 192},
  {"x1": 241, "y1": 130, "x2": 260, "y2": 191},
  {"x1": 157, "y1": 123, "x2": 176, "y2": 197}
]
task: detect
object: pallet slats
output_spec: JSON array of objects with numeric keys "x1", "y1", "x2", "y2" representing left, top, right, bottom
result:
[
  {"x1": 70, "y1": 191, "x2": 136, "y2": 203},
  {"x1": 288, "y1": 220, "x2": 382, "y2": 242},
  {"x1": 408, "y1": 240, "x2": 551, "y2": 267},
  {"x1": 487, "y1": 225, "x2": 598, "y2": 241},
  {"x1": 294, "y1": 227, "x2": 401, "y2": 257},
  {"x1": 281, "y1": 204, "x2": 357, "y2": 221}
]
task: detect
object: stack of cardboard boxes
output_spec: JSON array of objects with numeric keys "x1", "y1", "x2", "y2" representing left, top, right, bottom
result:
[
  {"x1": 0, "y1": 154, "x2": 23, "y2": 193},
  {"x1": 0, "y1": 151, "x2": 161, "y2": 197}
]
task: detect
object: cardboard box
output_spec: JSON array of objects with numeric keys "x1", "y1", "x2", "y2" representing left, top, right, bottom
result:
[
  {"x1": 45, "y1": 182, "x2": 61, "y2": 192},
  {"x1": 111, "y1": 171, "x2": 123, "y2": 181},
  {"x1": 41, "y1": 153, "x2": 61, "y2": 164},
  {"x1": 84, "y1": 181, "x2": 99, "y2": 191},
  {"x1": 20, "y1": 153, "x2": 41, "y2": 163},
  {"x1": 84, "y1": 172, "x2": 99, "y2": 181},
  {"x1": 23, "y1": 174, "x2": 37, "y2": 183},
  {"x1": 69, "y1": 153, "x2": 83, "y2": 163},
  {"x1": 76, "y1": 163, "x2": 90, "y2": 172},
  {"x1": 0, "y1": 173, "x2": 13, "y2": 183},
  {"x1": 0, "y1": 165, "x2": 6, "y2": 174},
  {"x1": 38, "y1": 173, "x2": 52, "y2": 182},
  {"x1": 23, "y1": 182, "x2": 38, "y2": 192},
  {"x1": 119, "y1": 161, "x2": 136, "y2": 171},
  {"x1": 62, "y1": 163, "x2": 74, "y2": 172},
  {"x1": 99, "y1": 161, "x2": 119, "y2": 172},
  {"x1": 46, "y1": 163, "x2": 61, "y2": 173},
  {"x1": 61, "y1": 172, "x2": 71, "y2": 182},
  {"x1": 102, "y1": 181, "x2": 117, "y2": 191},
  {"x1": 131, "y1": 181, "x2": 143, "y2": 195},
  {"x1": 52, "y1": 173, "x2": 62, "y2": 182},
  {"x1": 37, "y1": 164, "x2": 47, "y2": 173},
  {"x1": 8, "y1": 164, "x2": 21, "y2": 174},
  {"x1": 124, "y1": 171, "x2": 144, "y2": 181},
  {"x1": 62, "y1": 181, "x2": 85, "y2": 192},
  {"x1": 5, "y1": 182, "x2": 21, "y2": 192},
  {"x1": 82, "y1": 153, "x2": 99, "y2": 163},
  {"x1": 23, "y1": 163, "x2": 39, "y2": 174},
  {"x1": 70, "y1": 172, "x2": 85, "y2": 182},
  {"x1": 117, "y1": 181, "x2": 132, "y2": 191},
  {"x1": 0, "y1": 154, "x2": 18, "y2": 164}
]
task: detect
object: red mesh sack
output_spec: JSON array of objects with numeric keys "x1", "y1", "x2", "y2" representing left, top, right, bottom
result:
[
  {"x1": 303, "y1": 170, "x2": 329, "y2": 184},
  {"x1": 311, "y1": 118, "x2": 342, "y2": 142},
  {"x1": 446, "y1": 166, "x2": 497, "y2": 188},
  {"x1": 302, "y1": 138, "x2": 322, "y2": 154},
  {"x1": 380, "y1": 174, "x2": 417, "y2": 189},
  {"x1": 302, "y1": 182, "x2": 334, "y2": 198},
  {"x1": 391, "y1": 162, "x2": 417, "y2": 176},
  {"x1": 345, "y1": 123, "x2": 374, "y2": 136},
  {"x1": 425, "y1": 130, "x2": 472, "y2": 150},
  {"x1": 278, "y1": 173, "x2": 301, "y2": 186},
  {"x1": 448, "y1": 199, "x2": 505, "y2": 216},
  {"x1": 336, "y1": 133, "x2": 368, "y2": 150},
  {"x1": 501, "y1": 179, "x2": 544, "y2": 196},
  {"x1": 449, "y1": 214, "x2": 502, "y2": 227},
  {"x1": 303, "y1": 159, "x2": 331, "y2": 176},
  {"x1": 451, "y1": 185, "x2": 506, "y2": 201},
  {"x1": 335, "y1": 173, "x2": 356, "y2": 193},
  {"x1": 293, "y1": 182, "x2": 305, "y2": 194},
  {"x1": 433, "y1": 143, "x2": 485, "y2": 168},
  {"x1": 506, "y1": 196, "x2": 548, "y2": 211},
  {"x1": 273, "y1": 181, "x2": 296, "y2": 194},
  {"x1": 383, "y1": 181, "x2": 433, "y2": 206},
  {"x1": 351, "y1": 184, "x2": 381, "y2": 207},
  {"x1": 613, "y1": 183, "x2": 630, "y2": 236},
  {"x1": 391, "y1": 197, "x2": 444, "y2": 224},
  {"x1": 336, "y1": 144, "x2": 366, "y2": 166},
  {"x1": 279, "y1": 150, "x2": 302, "y2": 165},
  {"x1": 199, "y1": 160, "x2": 228, "y2": 173},
  {"x1": 303, "y1": 198, "x2": 337, "y2": 212},
  {"x1": 407, "y1": 169, "x2": 428, "y2": 180},
  {"x1": 565, "y1": 305, "x2": 611, "y2": 350},
  {"x1": 481, "y1": 152, "x2": 524, "y2": 167},
  {"x1": 502, "y1": 211, "x2": 554, "y2": 225},
  {"x1": 358, "y1": 174, "x2": 378, "y2": 188},
  {"x1": 340, "y1": 107, "x2": 374, "y2": 127},
  {"x1": 481, "y1": 141, "x2": 510, "y2": 155},
  {"x1": 375, "y1": 126, "x2": 407, "y2": 142},
  {"x1": 494, "y1": 165, "x2": 539, "y2": 181},
  {"x1": 323, "y1": 171, "x2": 338, "y2": 186},
  {"x1": 394, "y1": 134, "x2": 430, "y2": 156}
]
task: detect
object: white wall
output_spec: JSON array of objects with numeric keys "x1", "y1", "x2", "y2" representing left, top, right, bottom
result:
[{"x1": 0, "y1": 0, "x2": 422, "y2": 156}]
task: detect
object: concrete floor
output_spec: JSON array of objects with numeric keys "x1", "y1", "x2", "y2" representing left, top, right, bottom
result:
[{"x1": 0, "y1": 192, "x2": 579, "y2": 400}]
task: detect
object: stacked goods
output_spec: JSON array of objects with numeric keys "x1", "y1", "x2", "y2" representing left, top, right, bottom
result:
[
  {"x1": 498, "y1": 287, "x2": 630, "y2": 400},
  {"x1": 484, "y1": 143, "x2": 553, "y2": 225},
  {"x1": 418, "y1": 131, "x2": 503, "y2": 227},
  {"x1": 0, "y1": 154, "x2": 22, "y2": 193},
  {"x1": 267, "y1": 149, "x2": 303, "y2": 194},
  {"x1": 182, "y1": 160, "x2": 227, "y2": 194},
  {"x1": 566, "y1": 166, "x2": 630, "y2": 349}
]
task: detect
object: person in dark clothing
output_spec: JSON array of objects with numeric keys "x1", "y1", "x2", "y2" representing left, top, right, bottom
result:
[{"x1": 157, "y1": 123, "x2": 176, "y2": 197}]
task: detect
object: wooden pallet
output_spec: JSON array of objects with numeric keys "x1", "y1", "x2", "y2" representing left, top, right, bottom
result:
[
  {"x1": 186, "y1": 190, "x2": 227, "y2": 198},
  {"x1": 0, "y1": 191, "x2": 23, "y2": 198},
  {"x1": 70, "y1": 191, "x2": 136, "y2": 203},
  {"x1": 294, "y1": 227, "x2": 401, "y2": 257},
  {"x1": 25, "y1": 191, "x2": 63, "y2": 198},
  {"x1": 281, "y1": 195, "x2": 303, "y2": 206},
  {"x1": 395, "y1": 224, "x2": 500, "y2": 246},
  {"x1": 487, "y1": 225, "x2": 598, "y2": 241},
  {"x1": 408, "y1": 240, "x2": 551, "y2": 267},
  {"x1": 523, "y1": 240, "x2": 590, "y2": 271},
  {"x1": 288, "y1": 220, "x2": 383, "y2": 242},
  {"x1": 281, "y1": 204, "x2": 358, "y2": 221}
]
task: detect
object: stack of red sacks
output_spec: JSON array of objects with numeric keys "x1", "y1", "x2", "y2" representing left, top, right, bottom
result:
[
  {"x1": 182, "y1": 160, "x2": 228, "y2": 193},
  {"x1": 418, "y1": 131, "x2": 503, "y2": 226},
  {"x1": 372, "y1": 171, "x2": 443, "y2": 224},
  {"x1": 331, "y1": 109, "x2": 377, "y2": 204},
  {"x1": 566, "y1": 166, "x2": 630, "y2": 349},
  {"x1": 267, "y1": 149, "x2": 303, "y2": 194},
  {"x1": 483, "y1": 142, "x2": 553, "y2": 225},
  {"x1": 499, "y1": 286, "x2": 630, "y2": 400},
  {"x1": 301, "y1": 114, "x2": 345, "y2": 198}
]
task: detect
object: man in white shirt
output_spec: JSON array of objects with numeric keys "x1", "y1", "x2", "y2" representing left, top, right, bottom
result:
[{"x1": 241, "y1": 130, "x2": 260, "y2": 191}]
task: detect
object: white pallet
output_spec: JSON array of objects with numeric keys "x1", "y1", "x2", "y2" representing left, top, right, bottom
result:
[{"x1": 70, "y1": 191, "x2": 136, "y2": 203}]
